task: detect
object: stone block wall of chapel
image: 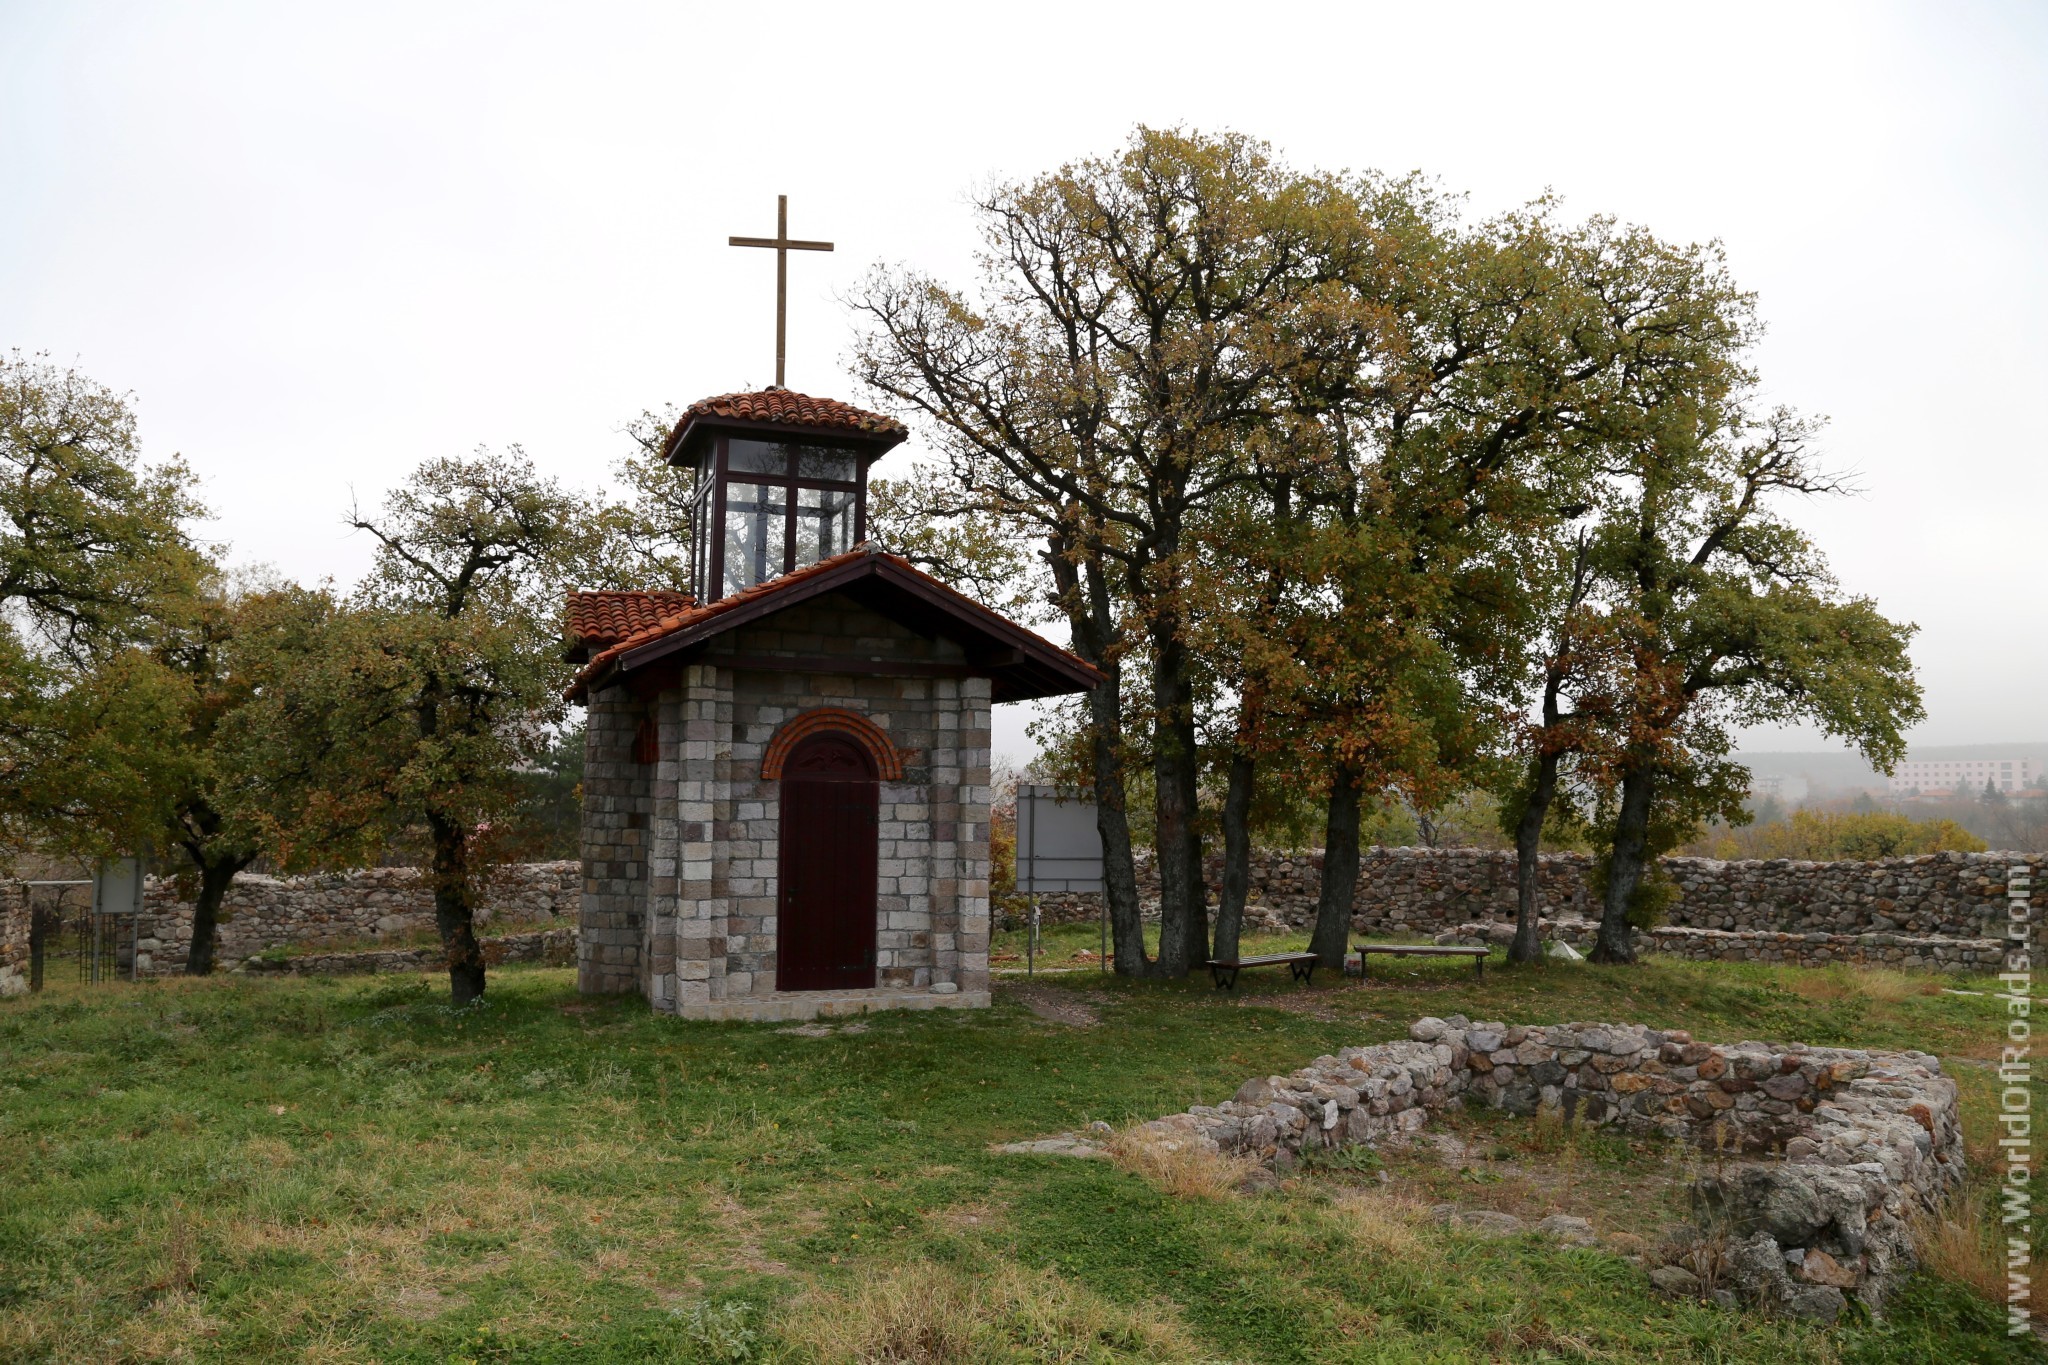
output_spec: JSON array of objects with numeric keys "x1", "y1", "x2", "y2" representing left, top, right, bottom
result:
[
  {"x1": 577, "y1": 688, "x2": 653, "y2": 994},
  {"x1": 580, "y1": 593, "x2": 996, "y2": 1012}
]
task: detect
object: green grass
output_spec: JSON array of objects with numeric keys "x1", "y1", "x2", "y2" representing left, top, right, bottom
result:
[
  {"x1": 991, "y1": 921, "x2": 1447, "y2": 975},
  {"x1": 1, "y1": 954, "x2": 2042, "y2": 1362}
]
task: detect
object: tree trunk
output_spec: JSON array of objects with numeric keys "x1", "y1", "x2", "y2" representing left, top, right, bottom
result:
[
  {"x1": 1512, "y1": 534, "x2": 1590, "y2": 967},
  {"x1": 429, "y1": 810, "x2": 487, "y2": 1003},
  {"x1": 1592, "y1": 764, "x2": 1655, "y2": 964},
  {"x1": 1310, "y1": 766, "x2": 1363, "y2": 971},
  {"x1": 1086, "y1": 667, "x2": 1149, "y2": 977},
  {"x1": 1150, "y1": 623, "x2": 1206, "y2": 977},
  {"x1": 1213, "y1": 748, "x2": 1256, "y2": 963},
  {"x1": 1215, "y1": 480, "x2": 1289, "y2": 968},
  {"x1": 1058, "y1": 548, "x2": 1149, "y2": 976},
  {"x1": 1509, "y1": 751, "x2": 1561, "y2": 966},
  {"x1": 184, "y1": 856, "x2": 243, "y2": 976}
]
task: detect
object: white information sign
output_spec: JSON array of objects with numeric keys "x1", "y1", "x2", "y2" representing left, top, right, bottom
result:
[
  {"x1": 91, "y1": 857, "x2": 147, "y2": 983},
  {"x1": 92, "y1": 857, "x2": 146, "y2": 917},
  {"x1": 1014, "y1": 785, "x2": 1103, "y2": 893}
]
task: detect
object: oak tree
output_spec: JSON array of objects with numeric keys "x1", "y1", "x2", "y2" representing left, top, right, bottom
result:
[
  {"x1": 0, "y1": 353, "x2": 206, "y2": 663},
  {"x1": 17, "y1": 580, "x2": 370, "y2": 973},
  {"x1": 852, "y1": 127, "x2": 1358, "y2": 976},
  {"x1": 0, "y1": 353, "x2": 209, "y2": 866},
  {"x1": 1582, "y1": 406, "x2": 1922, "y2": 962},
  {"x1": 332, "y1": 449, "x2": 599, "y2": 1003}
]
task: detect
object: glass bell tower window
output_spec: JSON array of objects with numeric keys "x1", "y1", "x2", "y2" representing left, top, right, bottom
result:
[{"x1": 686, "y1": 435, "x2": 869, "y2": 602}]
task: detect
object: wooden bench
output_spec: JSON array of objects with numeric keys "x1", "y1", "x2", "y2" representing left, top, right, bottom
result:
[
  {"x1": 1206, "y1": 952, "x2": 1319, "y2": 991},
  {"x1": 1354, "y1": 943, "x2": 1491, "y2": 980}
]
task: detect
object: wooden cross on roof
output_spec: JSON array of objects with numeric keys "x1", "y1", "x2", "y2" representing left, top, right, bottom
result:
[{"x1": 729, "y1": 194, "x2": 834, "y2": 388}]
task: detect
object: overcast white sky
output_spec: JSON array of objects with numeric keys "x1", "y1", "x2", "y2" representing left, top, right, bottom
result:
[{"x1": 3, "y1": 1, "x2": 2042, "y2": 766}]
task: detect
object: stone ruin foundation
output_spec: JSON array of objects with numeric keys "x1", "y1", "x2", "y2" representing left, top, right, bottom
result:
[{"x1": 1132, "y1": 1016, "x2": 1963, "y2": 1321}]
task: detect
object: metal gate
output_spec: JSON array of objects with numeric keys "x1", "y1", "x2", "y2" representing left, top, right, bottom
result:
[{"x1": 18, "y1": 858, "x2": 150, "y2": 989}]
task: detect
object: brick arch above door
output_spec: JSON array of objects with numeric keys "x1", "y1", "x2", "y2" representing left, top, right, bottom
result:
[{"x1": 760, "y1": 706, "x2": 906, "y2": 782}]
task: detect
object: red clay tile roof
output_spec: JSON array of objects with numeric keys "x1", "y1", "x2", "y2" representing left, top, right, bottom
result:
[
  {"x1": 568, "y1": 553, "x2": 870, "y2": 692},
  {"x1": 660, "y1": 388, "x2": 907, "y2": 461},
  {"x1": 563, "y1": 547, "x2": 1100, "y2": 704},
  {"x1": 564, "y1": 591, "x2": 696, "y2": 661},
  {"x1": 687, "y1": 388, "x2": 904, "y2": 434}
]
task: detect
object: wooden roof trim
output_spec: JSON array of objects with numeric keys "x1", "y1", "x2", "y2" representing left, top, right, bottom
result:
[{"x1": 566, "y1": 550, "x2": 1100, "y2": 703}]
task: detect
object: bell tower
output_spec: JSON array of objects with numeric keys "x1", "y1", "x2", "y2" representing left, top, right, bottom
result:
[{"x1": 661, "y1": 389, "x2": 907, "y2": 603}]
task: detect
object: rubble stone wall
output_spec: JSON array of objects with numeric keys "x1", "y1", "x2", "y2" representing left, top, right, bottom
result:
[
  {"x1": 134, "y1": 862, "x2": 580, "y2": 974},
  {"x1": 237, "y1": 927, "x2": 577, "y2": 977},
  {"x1": 98, "y1": 845, "x2": 2046, "y2": 978},
  {"x1": 1140, "y1": 1016, "x2": 1961, "y2": 1319},
  {"x1": 1437, "y1": 917, "x2": 2011, "y2": 973},
  {"x1": 0, "y1": 888, "x2": 27, "y2": 997},
  {"x1": 1032, "y1": 846, "x2": 2042, "y2": 951}
]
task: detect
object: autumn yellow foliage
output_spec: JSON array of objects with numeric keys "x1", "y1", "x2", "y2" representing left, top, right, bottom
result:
[{"x1": 1702, "y1": 809, "x2": 1985, "y2": 860}]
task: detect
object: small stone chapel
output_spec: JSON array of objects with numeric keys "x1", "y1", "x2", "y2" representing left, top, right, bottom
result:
[{"x1": 564, "y1": 387, "x2": 1098, "y2": 1020}]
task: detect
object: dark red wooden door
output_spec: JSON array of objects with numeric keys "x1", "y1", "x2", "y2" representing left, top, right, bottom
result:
[{"x1": 776, "y1": 732, "x2": 879, "y2": 991}]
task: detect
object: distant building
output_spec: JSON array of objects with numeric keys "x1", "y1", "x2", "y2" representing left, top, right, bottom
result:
[
  {"x1": 1751, "y1": 774, "x2": 1809, "y2": 804},
  {"x1": 1888, "y1": 756, "x2": 2041, "y2": 796}
]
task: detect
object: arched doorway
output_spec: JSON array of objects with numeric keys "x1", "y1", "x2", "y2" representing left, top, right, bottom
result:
[{"x1": 776, "y1": 730, "x2": 879, "y2": 991}]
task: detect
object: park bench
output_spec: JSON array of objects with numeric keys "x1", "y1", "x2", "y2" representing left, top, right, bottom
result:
[
  {"x1": 1206, "y1": 952, "x2": 1320, "y2": 991},
  {"x1": 1354, "y1": 943, "x2": 1491, "y2": 980}
]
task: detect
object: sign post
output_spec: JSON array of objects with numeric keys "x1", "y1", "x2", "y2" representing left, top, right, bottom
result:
[
  {"x1": 1014, "y1": 785, "x2": 1105, "y2": 973},
  {"x1": 1027, "y1": 792, "x2": 1038, "y2": 976},
  {"x1": 91, "y1": 857, "x2": 146, "y2": 983}
]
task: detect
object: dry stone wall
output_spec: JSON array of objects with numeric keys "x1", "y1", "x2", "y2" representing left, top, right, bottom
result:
[
  {"x1": 0, "y1": 888, "x2": 27, "y2": 997},
  {"x1": 1136, "y1": 1016, "x2": 1961, "y2": 1320},
  {"x1": 83, "y1": 845, "x2": 2042, "y2": 978},
  {"x1": 1438, "y1": 917, "x2": 2010, "y2": 973},
  {"x1": 235, "y1": 928, "x2": 576, "y2": 977},
  {"x1": 134, "y1": 862, "x2": 580, "y2": 974},
  {"x1": 1032, "y1": 847, "x2": 2042, "y2": 965}
]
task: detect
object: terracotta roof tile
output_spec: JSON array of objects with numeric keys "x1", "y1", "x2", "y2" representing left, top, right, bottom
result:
[
  {"x1": 567, "y1": 552, "x2": 869, "y2": 692},
  {"x1": 563, "y1": 546, "x2": 1101, "y2": 704},
  {"x1": 661, "y1": 387, "x2": 907, "y2": 460},
  {"x1": 564, "y1": 591, "x2": 696, "y2": 658},
  {"x1": 686, "y1": 388, "x2": 904, "y2": 435}
]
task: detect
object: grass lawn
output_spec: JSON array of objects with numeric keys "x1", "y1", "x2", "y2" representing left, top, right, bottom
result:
[{"x1": 2, "y1": 943, "x2": 2042, "y2": 1362}]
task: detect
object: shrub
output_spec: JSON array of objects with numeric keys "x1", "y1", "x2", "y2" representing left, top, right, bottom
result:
[
  {"x1": 674, "y1": 1299, "x2": 758, "y2": 1363},
  {"x1": 1585, "y1": 858, "x2": 1678, "y2": 930},
  {"x1": 1693, "y1": 809, "x2": 1989, "y2": 860}
]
